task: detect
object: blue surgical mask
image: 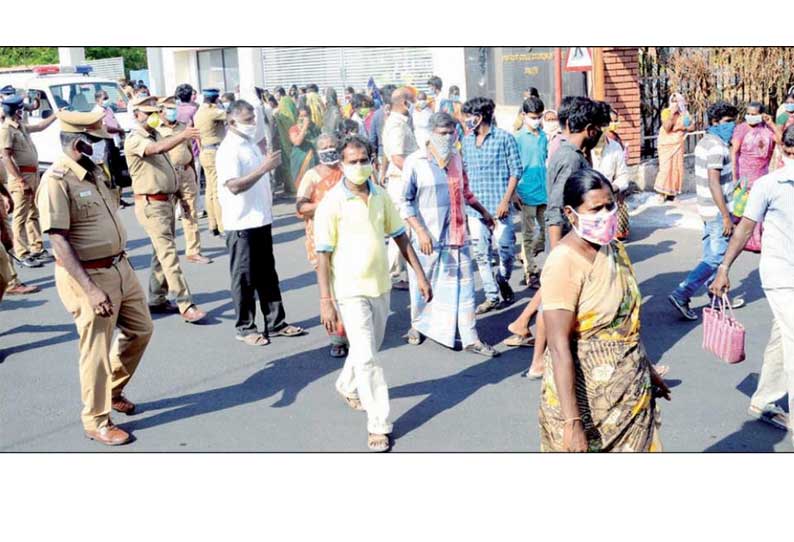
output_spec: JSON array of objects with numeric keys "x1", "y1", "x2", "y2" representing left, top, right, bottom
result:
[
  {"x1": 708, "y1": 121, "x2": 736, "y2": 144},
  {"x1": 165, "y1": 108, "x2": 178, "y2": 123},
  {"x1": 785, "y1": 103, "x2": 794, "y2": 113}
]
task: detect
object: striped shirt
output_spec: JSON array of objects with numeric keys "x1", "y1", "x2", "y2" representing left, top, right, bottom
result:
[
  {"x1": 694, "y1": 133, "x2": 735, "y2": 219},
  {"x1": 461, "y1": 125, "x2": 523, "y2": 218},
  {"x1": 743, "y1": 168, "x2": 794, "y2": 289}
]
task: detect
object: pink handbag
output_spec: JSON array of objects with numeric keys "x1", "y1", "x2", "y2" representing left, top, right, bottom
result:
[
  {"x1": 702, "y1": 295, "x2": 746, "y2": 364},
  {"x1": 743, "y1": 221, "x2": 763, "y2": 253}
]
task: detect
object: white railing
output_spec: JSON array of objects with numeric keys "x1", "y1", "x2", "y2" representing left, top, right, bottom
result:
[{"x1": 641, "y1": 130, "x2": 706, "y2": 159}]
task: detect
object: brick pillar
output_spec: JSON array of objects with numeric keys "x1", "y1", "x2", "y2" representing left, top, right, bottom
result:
[{"x1": 602, "y1": 48, "x2": 640, "y2": 165}]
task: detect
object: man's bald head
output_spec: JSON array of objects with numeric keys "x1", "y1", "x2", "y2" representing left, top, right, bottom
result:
[{"x1": 390, "y1": 87, "x2": 413, "y2": 115}]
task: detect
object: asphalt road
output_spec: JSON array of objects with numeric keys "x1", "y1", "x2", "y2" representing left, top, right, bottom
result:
[{"x1": 1, "y1": 193, "x2": 790, "y2": 452}]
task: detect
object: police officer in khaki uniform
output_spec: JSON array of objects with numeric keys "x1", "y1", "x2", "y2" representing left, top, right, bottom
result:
[
  {"x1": 0, "y1": 181, "x2": 39, "y2": 297},
  {"x1": 156, "y1": 96, "x2": 212, "y2": 265},
  {"x1": 36, "y1": 110, "x2": 154, "y2": 445},
  {"x1": 194, "y1": 88, "x2": 226, "y2": 236},
  {"x1": 124, "y1": 95, "x2": 207, "y2": 323},
  {"x1": 0, "y1": 95, "x2": 58, "y2": 268}
]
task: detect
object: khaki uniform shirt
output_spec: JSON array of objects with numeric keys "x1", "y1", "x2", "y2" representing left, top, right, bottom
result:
[
  {"x1": 194, "y1": 103, "x2": 226, "y2": 146},
  {"x1": 37, "y1": 155, "x2": 127, "y2": 262},
  {"x1": 124, "y1": 126, "x2": 179, "y2": 195},
  {"x1": 156, "y1": 122, "x2": 193, "y2": 167},
  {"x1": 0, "y1": 118, "x2": 38, "y2": 189}
]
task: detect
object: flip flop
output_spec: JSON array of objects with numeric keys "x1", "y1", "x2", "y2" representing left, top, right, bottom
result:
[
  {"x1": 235, "y1": 333, "x2": 270, "y2": 346},
  {"x1": 368, "y1": 433, "x2": 391, "y2": 452},
  {"x1": 330, "y1": 344, "x2": 348, "y2": 358},
  {"x1": 503, "y1": 333, "x2": 535, "y2": 348},
  {"x1": 338, "y1": 391, "x2": 364, "y2": 411},
  {"x1": 273, "y1": 325, "x2": 306, "y2": 337}
]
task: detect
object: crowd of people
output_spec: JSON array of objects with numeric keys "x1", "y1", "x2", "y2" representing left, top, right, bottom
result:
[{"x1": 0, "y1": 72, "x2": 791, "y2": 453}]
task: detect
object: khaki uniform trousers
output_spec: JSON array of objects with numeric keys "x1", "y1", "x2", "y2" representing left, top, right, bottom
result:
[
  {"x1": 0, "y1": 242, "x2": 12, "y2": 301},
  {"x1": 175, "y1": 165, "x2": 201, "y2": 257},
  {"x1": 55, "y1": 257, "x2": 153, "y2": 431},
  {"x1": 134, "y1": 197, "x2": 194, "y2": 313},
  {"x1": 199, "y1": 149, "x2": 223, "y2": 233},
  {"x1": 10, "y1": 172, "x2": 43, "y2": 259}
]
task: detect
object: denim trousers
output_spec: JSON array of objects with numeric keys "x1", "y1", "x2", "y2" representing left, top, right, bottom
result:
[
  {"x1": 672, "y1": 215, "x2": 730, "y2": 304},
  {"x1": 467, "y1": 215, "x2": 516, "y2": 303}
]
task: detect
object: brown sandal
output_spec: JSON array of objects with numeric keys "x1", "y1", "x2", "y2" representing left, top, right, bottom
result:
[
  {"x1": 368, "y1": 433, "x2": 390, "y2": 452},
  {"x1": 503, "y1": 333, "x2": 535, "y2": 347},
  {"x1": 339, "y1": 391, "x2": 364, "y2": 411},
  {"x1": 235, "y1": 333, "x2": 270, "y2": 346}
]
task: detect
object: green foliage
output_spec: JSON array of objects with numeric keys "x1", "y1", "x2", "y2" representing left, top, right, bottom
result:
[{"x1": 0, "y1": 47, "x2": 58, "y2": 68}]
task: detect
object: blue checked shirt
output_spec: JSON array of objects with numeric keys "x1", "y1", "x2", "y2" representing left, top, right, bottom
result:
[{"x1": 461, "y1": 125, "x2": 523, "y2": 218}]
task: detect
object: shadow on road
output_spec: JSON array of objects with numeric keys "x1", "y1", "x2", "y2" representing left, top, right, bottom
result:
[
  {"x1": 128, "y1": 345, "x2": 340, "y2": 432},
  {"x1": 0, "y1": 323, "x2": 77, "y2": 361},
  {"x1": 704, "y1": 421, "x2": 787, "y2": 452}
]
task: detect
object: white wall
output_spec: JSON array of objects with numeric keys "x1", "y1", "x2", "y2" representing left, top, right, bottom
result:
[
  {"x1": 429, "y1": 47, "x2": 467, "y2": 101},
  {"x1": 58, "y1": 47, "x2": 85, "y2": 66},
  {"x1": 237, "y1": 47, "x2": 264, "y2": 92},
  {"x1": 145, "y1": 47, "x2": 165, "y2": 96}
]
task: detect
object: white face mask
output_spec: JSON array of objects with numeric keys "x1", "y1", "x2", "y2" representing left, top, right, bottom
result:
[
  {"x1": 234, "y1": 121, "x2": 257, "y2": 139},
  {"x1": 782, "y1": 155, "x2": 794, "y2": 170},
  {"x1": 542, "y1": 119, "x2": 560, "y2": 135},
  {"x1": 745, "y1": 114, "x2": 762, "y2": 126},
  {"x1": 524, "y1": 117, "x2": 542, "y2": 130}
]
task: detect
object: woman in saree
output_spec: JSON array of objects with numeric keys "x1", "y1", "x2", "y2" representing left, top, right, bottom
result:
[
  {"x1": 289, "y1": 106, "x2": 321, "y2": 194},
  {"x1": 539, "y1": 168, "x2": 670, "y2": 452},
  {"x1": 770, "y1": 92, "x2": 794, "y2": 171},
  {"x1": 273, "y1": 89, "x2": 298, "y2": 193},
  {"x1": 322, "y1": 87, "x2": 343, "y2": 135},
  {"x1": 296, "y1": 133, "x2": 348, "y2": 358},
  {"x1": 654, "y1": 92, "x2": 694, "y2": 201},
  {"x1": 732, "y1": 102, "x2": 779, "y2": 186}
]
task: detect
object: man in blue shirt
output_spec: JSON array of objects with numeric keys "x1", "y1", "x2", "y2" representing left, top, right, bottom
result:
[
  {"x1": 461, "y1": 97, "x2": 523, "y2": 314},
  {"x1": 514, "y1": 96, "x2": 548, "y2": 288}
]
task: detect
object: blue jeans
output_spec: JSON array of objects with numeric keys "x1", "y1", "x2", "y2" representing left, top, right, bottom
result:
[
  {"x1": 468, "y1": 215, "x2": 515, "y2": 303},
  {"x1": 672, "y1": 215, "x2": 730, "y2": 304}
]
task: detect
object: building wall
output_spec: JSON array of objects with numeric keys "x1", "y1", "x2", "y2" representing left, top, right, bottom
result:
[{"x1": 602, "y1": 47, "x2": 641, "y2": 165}]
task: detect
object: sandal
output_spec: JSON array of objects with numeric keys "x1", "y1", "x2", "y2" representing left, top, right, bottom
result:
[
  {"x1": 503, "y1": 333, "x2": 535, "y2": 348},
  {"x1": 235, "y1": 333, "x2": 270, "y2": 346},
  {"x1": 654, "y1": 365, "x2": 670, "y2": 378},
  {"x1": 368, "y1": 433, "x2": 391, "y2": 452},
  {"x1": 406, "y1": 328, "x2": 424, "y2": 346},
  {"x1": 748, "y1": 404, "x2": 789, "y2": 431},
  {"x1": 339, "y1": 391, "x2": 364, "y2": 411},
  {"x1": 464, "y1": 341, "x2": 500, "y2": 358},
  {"x1": 273, "y1": 324, "x2": 306, "y2": 337},
  {"x1": 521, "y1": 367, "x2": 544, "y2": 380},
  {"x1": 330, "y1": 344, "x2": 348, "y2": 358},
  {"x1": 527, "y1": 274, "x2": 541, "y2": 290}
]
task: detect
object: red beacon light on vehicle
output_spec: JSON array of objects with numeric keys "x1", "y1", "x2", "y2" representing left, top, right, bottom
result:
[{"x1": 32, "y1": 65, "x2": 93, "y2": 76}]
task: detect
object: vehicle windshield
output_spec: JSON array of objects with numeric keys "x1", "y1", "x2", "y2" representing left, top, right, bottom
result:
[{"x1": 49, "y1": 82, "x2": 129, "y2": 113}]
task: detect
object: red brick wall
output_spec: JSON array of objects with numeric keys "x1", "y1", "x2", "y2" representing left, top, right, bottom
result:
[{"x1": 602, "y1": 48, "x2": 641, "y2": 165}]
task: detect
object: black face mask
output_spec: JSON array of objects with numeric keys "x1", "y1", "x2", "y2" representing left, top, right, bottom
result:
[{"x1": 585, "y1": 128, "x2": 603, "y2": 151}]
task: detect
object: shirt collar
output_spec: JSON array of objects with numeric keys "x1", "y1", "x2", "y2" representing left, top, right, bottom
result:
[
  {"x1": 341, "y1": 178, "x2": 376, "y2": 198},
  {"x1": 59, "y1": 155, "x2": 89, "y2": 180},
  {"x1": 4, "y1": 117, "x2": 19, "y2": 129}
]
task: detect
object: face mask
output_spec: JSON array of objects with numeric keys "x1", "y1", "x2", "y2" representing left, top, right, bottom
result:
[
  {"x1": 139, "y1": 92, "x2": 149, "y2": 98},
  {"x1": 451, "y1": 95, "x2": 460, "y2": 103},
  {"x1": 682, "y1": 115, "x2": 692, "y2": 128},
  {"x1": 429, "y1": 133, "x2": 454, "y2": 164},
  {"x1": 608, "y1": 121, "x2": 620, "y2": 132},
  {"x1": 524, "y1": 117, "x2": 542, "y2": 130},
  {"x1": 465, "y1": 116, "x2": 481, "y2": 132},
  {"x1": 233, "y1": 121, "x2": 257, "y2": 139},
  {"x1": 343, "y1": 163, "x2": 372, "y2": 185},
  {"x1": 542, "y1": 120, "x2": 560, "y2": 135},
  {"x1": 146, "y1": 112, "x2": 161, "y2": 129},
  {"x1": 165, "y1": 109, "x2": 178, "y2": 123},
  {"x1": 416, "y1": 100, "x2": 428, "y2": 110},
  {"x1": 318, "y1": 148, "x2": 340, "y2": 165},
  {"x1": 75, "y1": 137, "x2": 94, "y2": 160},
  {"x1": 745, "y1": 114, "x2": 762, "y2": 126},
  {"x1": 785, "y1": 104, "x2": 794, "y2": 113},
  {"x1": 222, "y1": 102, "x2": 231, "y2": 111},
  {"x1": 708, "y1": 121, "x2": 735, "y2": 144},
  {"x1": 102, "y1": 99, "x2": 110, "y2": 108},
  {"x1": 585, "y1": 128, "x2": 604, "y2": 150},
  {"x1": 569, "y1": 206, "x2": 618, "y2": 245},
  {"x1": 358, "y1": 107, "x2": 371, "y2": 117}
]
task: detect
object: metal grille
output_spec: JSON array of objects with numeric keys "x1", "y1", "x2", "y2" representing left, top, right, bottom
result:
[
  {"x1": 261, "y1": 47, "x2": 434, "y2": 93},
  {"x1": 85, "y1": 57, "x2": 125, "y2": 80}
]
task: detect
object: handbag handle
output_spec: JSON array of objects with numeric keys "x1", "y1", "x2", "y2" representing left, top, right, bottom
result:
[{"x1": 720, "y1": 293, "x2": 737, "y2": 321}]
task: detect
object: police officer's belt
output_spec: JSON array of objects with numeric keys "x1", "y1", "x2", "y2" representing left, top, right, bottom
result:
[
  {"x1": 56, "y1": 252, "x2": 126, "y2": 270},
  {"x1": 202, "y1": 143, "x2": 219, "y2": 150},
  {"x1": 134, "y1": 193, "x2": 172, "y2": 202}
]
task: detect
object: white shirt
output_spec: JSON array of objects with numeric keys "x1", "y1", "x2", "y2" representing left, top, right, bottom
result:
[
  {"x1": 412, "y1": 107, "x2": 433, "y2": 149},
  {"x1": 592, "y1": 138, "x2": 631, "y2": 192},
  {"x1": 216, "y1": 129, "x2": 273, "y2": 231},
  {"x1": 743, "y1": 168, "x2": 794, "y2": 289}
]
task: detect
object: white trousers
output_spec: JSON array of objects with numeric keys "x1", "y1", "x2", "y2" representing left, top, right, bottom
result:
[
  {"x1": 335, "y1": 293, "x2": 392, "y2": 435},
  {"x1": 751, "y1": 287, "x2": 794, "y2": 430}
]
